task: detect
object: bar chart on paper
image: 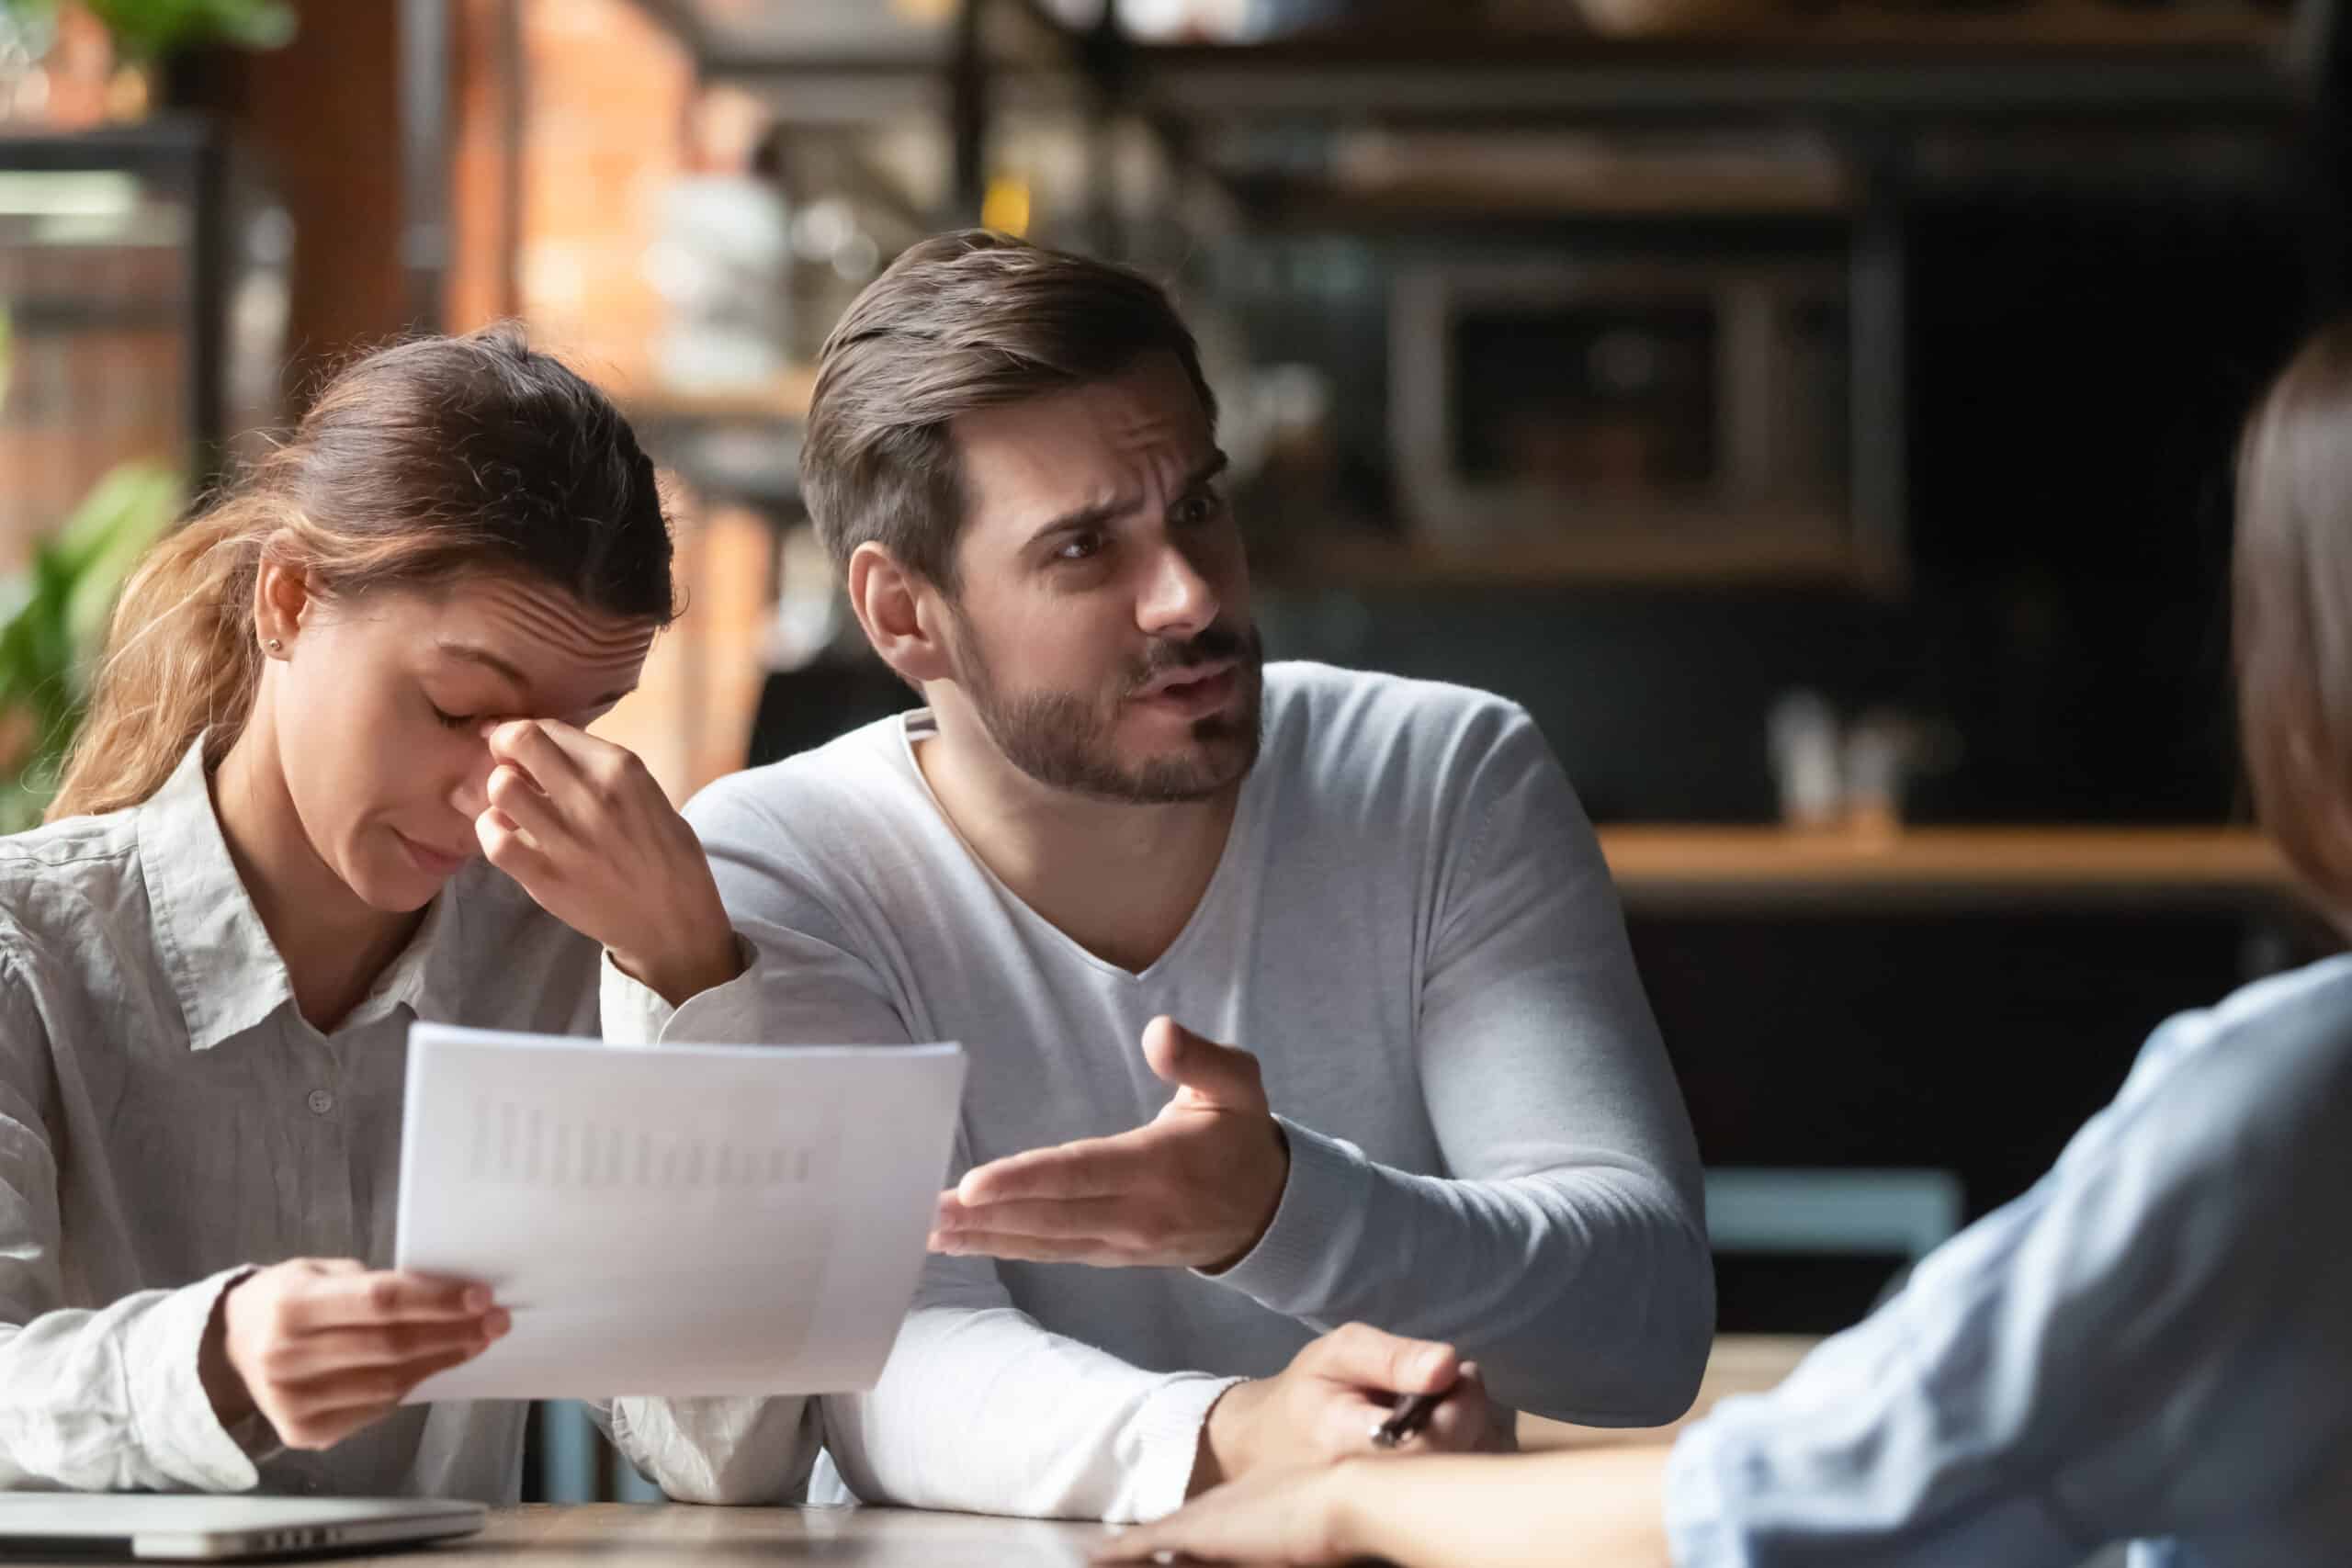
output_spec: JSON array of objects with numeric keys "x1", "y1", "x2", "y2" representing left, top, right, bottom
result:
[
  {"x1": 463, "y1": 1093, "x2": 831, "y2": 1195},
  {"x1": 395, "y1": 1023, "x2": 964, "y2": 1402}
]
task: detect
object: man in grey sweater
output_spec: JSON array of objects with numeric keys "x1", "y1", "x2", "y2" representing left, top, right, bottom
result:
[{"x1": 601, "y1": 230, "x2": 1713, "y2": 1521}]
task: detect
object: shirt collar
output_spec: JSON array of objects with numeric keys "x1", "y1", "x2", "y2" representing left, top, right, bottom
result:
[
  {"x1": 136, "y1": 739, "x2": 474, "y2": 1049},
  {"x1": 362, "y1": 867, "x2": 475, "y2": 1030}
]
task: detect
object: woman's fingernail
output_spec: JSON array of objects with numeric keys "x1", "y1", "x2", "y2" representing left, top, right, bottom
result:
[
  {"x1": 485, "y1": 1308, "x2": 511, "y2": 1337},
  {"x1": 462, "y1": 1286, "x2": 491, "y2": 1313}
]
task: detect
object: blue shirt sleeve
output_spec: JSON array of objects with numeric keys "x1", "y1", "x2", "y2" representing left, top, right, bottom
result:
[{"x1": 1663, "y1": 956, "x2": 2352, "y2": 1568}]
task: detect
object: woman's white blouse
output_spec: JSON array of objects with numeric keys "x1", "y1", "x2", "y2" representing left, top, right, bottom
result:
[{"x1": 0, "y1": 744, "x2": 611, "y2": 1501}]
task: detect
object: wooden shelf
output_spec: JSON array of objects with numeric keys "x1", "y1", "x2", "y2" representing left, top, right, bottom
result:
[
  {"x1": 626, "y1": 0, "x2": 1092, "y2": 123},
  {"x1": 1596, "y1": 825, "x2": 2301, "y2": 909},
  {"x1": 1123, "y1": 19, "x2": 2302, "y2": 129},
  {"x1": 1267, "y1": 528, "x2": 1882, "y2": 590},
  {"x1": 625, "y1": 2, "x2": 2303, "y2": 129},
  {"x1": 618, "y1": 367, "x2": 814, "y2": 425},
  {"x1": 621, "y1": 372, "x2": 813, "y2": 517}
]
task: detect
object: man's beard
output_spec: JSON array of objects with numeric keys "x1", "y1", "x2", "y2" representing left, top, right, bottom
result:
[{"x1": 949, "y1": 615, "x2": 1265, "y2": 805}]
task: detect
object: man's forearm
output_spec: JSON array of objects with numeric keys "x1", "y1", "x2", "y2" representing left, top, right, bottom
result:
[{"x1": 1217, "y1": 1123, "x2": 1713, "y2": 1425}]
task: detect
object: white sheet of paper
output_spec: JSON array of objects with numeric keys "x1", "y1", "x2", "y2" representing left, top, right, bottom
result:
[{"x1": 394, "y1": 1022, "x2": 964, "y2": 1402}]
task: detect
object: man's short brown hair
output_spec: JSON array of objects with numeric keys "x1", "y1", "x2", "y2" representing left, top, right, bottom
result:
[{"x1": 799, "y1": 229, "x2": 1217, "y2": 594}]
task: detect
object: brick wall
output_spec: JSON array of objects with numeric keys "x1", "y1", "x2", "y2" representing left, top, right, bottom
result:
[{"x1": 446, "y1": 0, "x2": 774, "y2": 803}]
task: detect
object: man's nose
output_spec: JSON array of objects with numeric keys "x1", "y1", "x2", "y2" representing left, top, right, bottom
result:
[{"x1": 1136, "y1": 539, "x2": 1221, "y2": 643}]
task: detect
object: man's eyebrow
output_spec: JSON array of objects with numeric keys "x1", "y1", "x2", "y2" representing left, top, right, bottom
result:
[
  {"x1": 1023, "y1": 451, "x2": 1233, "y2": 548},
  {"x1": 1025, "y1": 495, "x2": 1133, "y2": 549},
  {"x1": 1176, "y1": 450, "x2": 1232, "y2": 498}
]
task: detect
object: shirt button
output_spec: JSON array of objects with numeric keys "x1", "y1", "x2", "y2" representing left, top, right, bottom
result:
[{"x1": 306, "y1": 1089, "x2": 335, "y2": 1115}]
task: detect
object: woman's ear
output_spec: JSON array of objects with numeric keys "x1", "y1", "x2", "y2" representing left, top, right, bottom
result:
[
  {"x1": 251, "y1": 543, "x2": 315, "y2": 658},
  {"x1": 846, "y1": 541, "x2": 953, "y2": 689}
]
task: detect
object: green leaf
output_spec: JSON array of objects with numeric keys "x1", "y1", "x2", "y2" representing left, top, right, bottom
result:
[
  {"x1": 0, "y1": 3, "x2": 62, "y2": 37},
  {"x1": 0, "y1": 459, "x2": 184, "y2": 824},
  {"x1": 82, "y1": 0, "x2": 295, "y2": 60},
  {"x1": 209, "y1": 0, "x2": 294, "y2": 50},
  {"x1": 62, "y1": 464, "x2": 178, "y2": 652}
]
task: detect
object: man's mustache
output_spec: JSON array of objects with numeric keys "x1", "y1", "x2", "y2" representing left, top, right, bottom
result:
[{"x1": 1128, "y1": 623, "x2": 1261, "y2": 692}]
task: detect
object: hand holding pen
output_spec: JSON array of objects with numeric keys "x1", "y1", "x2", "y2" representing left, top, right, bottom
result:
[
  {"x1": 1372, "y1": 1359, "x2": 1513, "y2": 1452},
  {"x1": 1372, "y1": 1388, "x2": 1447, "y2": 1449},
  {"x1": 1193, "y1": 1325, "x2": 1506, "y2": 1494}
]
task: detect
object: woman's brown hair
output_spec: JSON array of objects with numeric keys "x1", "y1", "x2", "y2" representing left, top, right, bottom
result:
[
  {"x1": 49, "y1": 326, "x2": 675, "y2": 821},
  {"x1": 2236, "y1": 319, "x2": 2352, "y2": 918}
]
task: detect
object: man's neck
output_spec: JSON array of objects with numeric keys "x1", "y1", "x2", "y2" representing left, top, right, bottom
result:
[
  {"x1": 211, "y1": 712, "x2": 424, "y2": 1032},
  {"x1": 913, "y1": 706, "x2": 1240, "y2": 976}
]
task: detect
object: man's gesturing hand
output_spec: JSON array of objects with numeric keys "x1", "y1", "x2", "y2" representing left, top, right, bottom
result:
[{"x1": 930, "y1": 1015, "x2": 1290, "y2": 1271}]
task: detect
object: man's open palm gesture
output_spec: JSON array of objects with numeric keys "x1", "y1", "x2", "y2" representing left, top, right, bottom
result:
[{"x1": 930, "y1": 1016, "x2": 1290, "y2": 1271}]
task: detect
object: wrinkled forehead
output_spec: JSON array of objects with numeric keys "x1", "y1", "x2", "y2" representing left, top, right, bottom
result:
[
  {"x1": 952, "y1": 355, "x2": 1216, "y2": 536},
  {"x1": 423, "y1": 574, "x2": 657, "y2": 712}
]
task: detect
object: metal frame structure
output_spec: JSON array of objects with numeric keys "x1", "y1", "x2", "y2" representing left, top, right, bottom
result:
[
  {"x1": 0, "y1": 115, "x2": 231, "y2": 487},
  {"x1": 400, "y1": 0, "x2": 453, "y2": 333},
  {"x1": 603, "y1": 0, "x2": 2331, "y2": 578}
]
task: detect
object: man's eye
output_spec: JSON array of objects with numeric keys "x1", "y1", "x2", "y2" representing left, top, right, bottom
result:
[
  {"x1": 1056, "y1": 532, "x2": 1105, "y2": 562},
  {"x1": 1175, "y1": 491, "x2": 1224, "y2": 526}
]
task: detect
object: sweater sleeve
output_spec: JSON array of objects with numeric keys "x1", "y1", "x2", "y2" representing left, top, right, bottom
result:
[{"x1": 1211, "y1": 706, "x2": 1713, "y2": 1425}]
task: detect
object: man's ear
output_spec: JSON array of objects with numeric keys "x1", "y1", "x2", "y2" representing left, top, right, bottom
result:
[
  {"x1": 846, "y1": 541, "x2": 955, "y2": 689},
  {"x1": 251, "y1": 539, "x2": 316, "y2": 658}
]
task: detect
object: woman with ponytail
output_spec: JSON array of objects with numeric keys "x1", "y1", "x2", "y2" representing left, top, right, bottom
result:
[{"x1": 0, "y1": 328, "x2": 756, "y2": 1501}]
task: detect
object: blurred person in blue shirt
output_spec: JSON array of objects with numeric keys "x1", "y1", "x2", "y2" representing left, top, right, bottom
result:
[{"x1": 1096, "y1": 322, "x2": 2352, "y2": 1568}]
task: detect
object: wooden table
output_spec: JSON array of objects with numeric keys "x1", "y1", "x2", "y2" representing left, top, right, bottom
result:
[
  {"x1": 1521, "y1": 1332, "x2": 1815, "y2": 1450},
  {"x1": 0, "y1": 1506, "x2": 1105, "y2": 1567},
  {"x1": 442, "y1": 1505, "x2": 1105, "y2": 1565},
  {"x1": 9, "y1": 1339, "x2": 1821, "y2": 1566}
]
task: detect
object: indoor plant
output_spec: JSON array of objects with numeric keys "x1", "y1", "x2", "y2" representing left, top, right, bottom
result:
[
  {"x1": 0, "y1": 304, "x2": 185, "y2": 830},
  {"x1": 2, "y1": 0, "x2": 293, "y2": 62}
]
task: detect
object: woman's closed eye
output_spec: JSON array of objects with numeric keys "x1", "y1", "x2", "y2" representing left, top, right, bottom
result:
[{"x1": 425, "y1": 689, "x2": 495, "y2": 731}]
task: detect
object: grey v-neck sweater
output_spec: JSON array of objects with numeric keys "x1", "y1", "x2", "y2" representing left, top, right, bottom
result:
[{"x1": 604, "y1": 661, "x2": 1709, "y2": 1521}]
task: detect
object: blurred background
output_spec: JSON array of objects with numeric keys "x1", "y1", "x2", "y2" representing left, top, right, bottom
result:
[{"x1": 3, "y1": 0, "x2": 2346, "y2": 1500}]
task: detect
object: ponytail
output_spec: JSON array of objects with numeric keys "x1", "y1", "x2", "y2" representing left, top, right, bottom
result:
[
  {"x1": 47, "y1": 502, "x2": 266, "y2": 821},
  {"x1": 43, "y1": 325, "x2": 673, "y2": 823}
]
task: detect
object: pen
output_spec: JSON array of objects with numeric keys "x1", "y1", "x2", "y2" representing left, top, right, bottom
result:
[{"x1": 1370, "y1": 1389, "x2": 1445, "y2": 1450}]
